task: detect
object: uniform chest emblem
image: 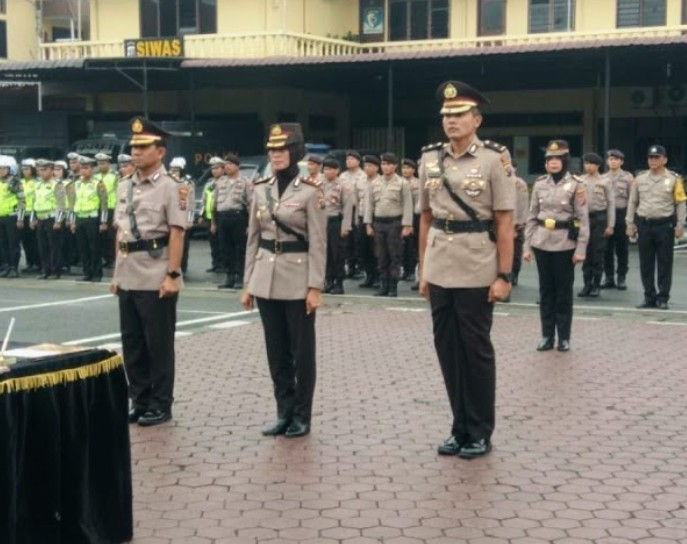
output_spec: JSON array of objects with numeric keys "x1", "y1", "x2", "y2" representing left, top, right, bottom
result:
[
  {"x1": 462, "y1": 169, "x2": 485, "y2": 198},
  {"x1": 563, "y1": 182, "x2": 572, "y2": 191}
]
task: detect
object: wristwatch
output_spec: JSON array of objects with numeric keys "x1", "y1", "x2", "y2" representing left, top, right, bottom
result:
[
  {"x1": 497, "y1": 272, "x2": 513, "y2": 283},
  {"x1": 166, "y1": 270, "x2": 182, "y2": 279}
]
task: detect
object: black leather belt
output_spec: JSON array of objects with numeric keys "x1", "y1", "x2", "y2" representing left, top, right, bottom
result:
[
  {"x1": 431, "y1": 218, "x2": 493, "y2": 234},
  {"x1": 637, "y1": 216, "x2": 674, "y2": 226},
  {"x1": 537, "y1": 219, "x2": 572, "y2": 230},
  {"x1": 373, "y1": 215, "x2": 402, "y2": 224},
  {"x1": 259, "y1": 238, "x2": 309, "y2": 254},
  {"x1": 327, "y1": 215, "x2": 342, "y2": 222},
  {"x1": 589, "y1": 210, "x2": 607, "y2": 219},
  {"x1": 118, "y1": 236, "x2": 169, "y2": 254},
  {"x1": 217, "y1": 209, "x2": 246, "y2": 215}
]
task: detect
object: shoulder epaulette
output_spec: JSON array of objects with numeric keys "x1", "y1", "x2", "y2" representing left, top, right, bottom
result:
[
  {"x1": 253, "y1": 176, "x2": 272, "y2": 185},
  {"x1": 421, "y1": 142, "x2": 444, "y2": 153},
  {"x1": 668, "y1": 169, "x2": 681, "y2": 178},
  {"x1": 482, "y1": 139, "x2": 507, "y2": 154},
  {"x1": 571, "y1": 174, "x2": 584, "y2": 183},
  {"x1": 536, "y1": 174, "x2": 548, "y2": 181},
  {"x1": 300, "y1": 175, "x2": 322, "y2": 187},
  {"x1": 635, "y1": 169, "x2": 648, "y2": 177}
]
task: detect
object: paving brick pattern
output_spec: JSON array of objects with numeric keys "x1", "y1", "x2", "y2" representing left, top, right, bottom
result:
[{"x1": 129, "y1": 308, "x2": 687, "y2": 543}]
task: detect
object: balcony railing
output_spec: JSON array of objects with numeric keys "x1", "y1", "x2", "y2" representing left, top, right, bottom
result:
[{"x1": 39, "y1": 25, "x2": 687, "y2": 62}]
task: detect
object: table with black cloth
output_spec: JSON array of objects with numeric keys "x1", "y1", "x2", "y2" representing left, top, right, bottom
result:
[{"x1": 0, "y1": 348, "x2": 133, "y2": 544}]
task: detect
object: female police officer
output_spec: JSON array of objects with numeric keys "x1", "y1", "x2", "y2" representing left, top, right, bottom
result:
[
  {"x1": 523, "y1": 140, "x2": 589, "y2": 352},
  {"x1": 240, "y1": 123, "x2": 327, "y2": 438}
]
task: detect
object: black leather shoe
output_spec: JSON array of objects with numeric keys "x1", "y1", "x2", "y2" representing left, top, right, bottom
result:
[
  {"x1": 5, "y1": 268, "x2": 18, "y2": 278},
  {"x1": 557, "y1": 339, "x2": 570, "y2": 352},
  {"x1": 536, "y1": 337, "x2": 554, "y2": 351},
  {"x1": 589, "y1": 286, "x2": 601, "y2": 298},
  {"x1": 77, "y1": 276, "x2": 92, "y2": 282},
  {"x1": 600, "y1": 279, "x2": 616, "y2": 289},
  {"x1": 330, "y1": 282, "x2": 344, "y2": 295},
  {"x1": 137, "y1": 409, "x2": 172, "y2": 426},
  {"x1": 285, "y1": 420, "x2": 310, "y2": 437},
  {"x1": 38, "y1": 274, "x2": 49, "y2": 280},
  {"x1": 128, "y1": 406, "x2": 148, "y2": 424},
  {"x1": 577, "y1": 285, "x2": 591, "y2": 297},
  {"x1": 657, "y1": 301, "x2": 669, "y2": 310},
  {"x1": 637, "y1": 300, "x2": 656, "y2": 309},
  {"x1": 458, "y1": 439, "x2": 492, "y2": 459},
  {"x1": 616, "y1": 277, "x2": 627, "y2": 290},
  {"x1": 261, "y1": 418, "x2": 291, "y2": 436},
  {"x1": 217, "y1": 282, "x2": 234, "y2": 289},
  {"x1": 410, "y1": 282, "x2": 419, "y2": 291},
  {"x1": 437, "y1": 435, "x2": 464, "y2": 456}
]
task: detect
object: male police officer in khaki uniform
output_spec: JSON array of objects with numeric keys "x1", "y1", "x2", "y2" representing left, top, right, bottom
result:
[
  {"x1": 626, "y1": 145, "x2": 686, "y2": 309},
  {"x1": 357, "y1": 155, "x2": 381, "y2": 288},
  {"x1": 111, "y1": 117, "x2": 187, "y2": 426},
  {"x1": 365, "y1": 153, "x2": 413, "y2": 297},
  {"x1": 401, "y1": 158, "x2": 420, "y2": 283},
  {"x1": 578, "y1": 152, "x2": 615, "y2": 298},
  {"x1": 602, "y1": 149, "x2": 633, "y2": 290},
  {"x1": 339, "y1": 150, "x2": 364, "y2": 278},
  {"x1": 418, "y1": 81, "x2": 515, "y2": 459}
]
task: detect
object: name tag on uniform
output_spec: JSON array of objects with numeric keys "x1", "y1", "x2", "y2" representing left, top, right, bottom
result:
[{"x1": 285, "y1": 202, "x2": 302, "y2": 208}]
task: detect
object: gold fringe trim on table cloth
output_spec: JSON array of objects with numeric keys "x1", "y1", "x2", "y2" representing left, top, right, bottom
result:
[{"x1": 0, "y1": 355, "x2": 123, "y2": 395}]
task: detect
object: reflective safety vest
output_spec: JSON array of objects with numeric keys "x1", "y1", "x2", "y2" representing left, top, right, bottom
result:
[
  {"x1": 74, "y1": 180, "x2": 100, "y2": 216},
  {"x1": 97, "y1": 171, "x2": 118, "y2": 209},
  {"x1": 22, "y1": 178, "x2": 37, "y2": 211},
  {"x1": 204, "y1": 181, "x2": 215, "y2": 220},
  {"x1": 34, "y1": 180, "x2": 58, "y2": 215},
  {"x1": 0, "y1": 180, "x2": 19, "y2": 217}
]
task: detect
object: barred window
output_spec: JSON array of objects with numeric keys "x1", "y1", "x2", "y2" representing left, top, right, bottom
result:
[
  {"x1": 529, "y1": 0, "x2": 575, "y2": 33},
  {"x1": 617, "y1": 0, "x2": 666, "y2": 28}
]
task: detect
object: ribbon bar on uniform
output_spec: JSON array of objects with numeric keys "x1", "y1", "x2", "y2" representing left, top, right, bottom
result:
[
  {"x1": 431, "y1": 217, "x2": 493, "y2": 234},
  {"x1": 259, "y1": 238, "x2": 309, "y2": 254},
  {"x1": 118, "y1": 236, "x2": 169, "y2": 254}
]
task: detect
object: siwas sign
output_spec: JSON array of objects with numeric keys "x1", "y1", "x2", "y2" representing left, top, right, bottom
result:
[{"x1": 124, "y1": 37, "x2": 184, "y2": 58}]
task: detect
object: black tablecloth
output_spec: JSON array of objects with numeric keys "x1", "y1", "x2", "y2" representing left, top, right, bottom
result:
[{"x1": 0, "y1": 348, "x2": 133, "y2": 544}]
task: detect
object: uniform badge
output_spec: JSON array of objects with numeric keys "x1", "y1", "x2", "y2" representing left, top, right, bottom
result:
[
  {"x1": 563, "y1": 182, "x2": 572, "y2": 191},
  {"x1": 461, "y1": 177, "x2": 484, "y2": 198},
  {"x1": 500, "y1": 154, "x2": 513, "y2": 177},
  {"x1": 178, "y1": 185, "x2": 189, "y2": 211},
  {"x1": 444, "y1": 83, "x2": 458, "y2": 99},
  {"x1": 317, "y1": 188, "x2": 326, "y2": 209},
  {"x1": 575, "y1": 187, "x2": 586, "y2": 206},
  {"x1": 468, "y1": 143, "x2": 478, "y2": 155},
  {"x1": 131, "y1": 118, "x2": 143, "y2": 133}
]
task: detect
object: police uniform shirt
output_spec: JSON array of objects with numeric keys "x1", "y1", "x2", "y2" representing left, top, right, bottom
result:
[
  {"x1": 604, "y1": 169, "x2": 633, "y2": 209},
  {"x1": 214, "y1": 174, "x2": 249, "y2": 212},
  {"x1": 515, "y1": 176, "x2": 529, "y2": 226},
  {"x1": 33, "y1": 179, "x2": 66, "y2": 218},
  {"x1": 323, "y1": 176, "x2": 354, "y2": 228},
  {"x1": 418, "y1": 137, "x2": 516, "y2": 288},
  {"x1": 340, "y1": 169, "x2": 365, "y2": 216},
  {"x1": 244, "y1": 176, "x2": 327, "y2": 300},
  {"x1": 113, "y1": 165, "x2": 187, "y2": 291},
  {"x1": 524, "y1": 172, "x2": 590, "y2": 255},
  {"x1": 626, "y1": 169, "x2": 687, "y2": 226},
  {"x1": 405, "y1": 176, "x2": 421, "y2": 214},
  {"x1": 364, "y1": 173, "x2": 413, "y2": 225},
  {"x1": 582, "y1": 172, "x2": 615, "y2": 228}
]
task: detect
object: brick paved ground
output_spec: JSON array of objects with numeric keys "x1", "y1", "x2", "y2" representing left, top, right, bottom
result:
[{"x1": 129, "y1": 307, "x2": 687, "y2": 544}]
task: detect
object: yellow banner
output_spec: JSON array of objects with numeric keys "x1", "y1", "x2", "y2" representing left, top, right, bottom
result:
[{"x1": 124, "y1": 37, "x2": 184, "y2": 58}]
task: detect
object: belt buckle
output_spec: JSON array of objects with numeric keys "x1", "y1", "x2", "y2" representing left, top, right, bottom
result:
[
  {"x1": 443, "y1": 218, "x2": 454, "y2": 235},
  {"x1": 274, "y1": 240, "x2": 282, "y2": 254},
  {"x1": 152, "y1": 238, "x2": 158, "y2": 250},
  {"x1": 544, "y1": 218, "x2": 556, "y2": 230},
  {"x1": 118, "y1": 241, "x2": 129, "y2": 256}
]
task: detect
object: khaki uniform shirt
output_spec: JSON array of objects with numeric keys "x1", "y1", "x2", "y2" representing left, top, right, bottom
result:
[
  {"x1": 214, "y1": 175, "x2": 249, "y2": 213},
  {"x1": 244, "y1": 176, "x2": 327, "y2": 300},
  {"x1": 112, "y1": 166, "x2": 187, "y2": 291},
  {"x1": 323, "y1": 176, "x2": 354, "y2": 231},
  {"x1": 404, "y1": 175, "x2": 421, "y2": 215},
  {"x1": 514, "y1": 177, "x2": 529, "y2": 226},
  {"x1": 604, "y1": 168, "x2": 633, "y2": 209},
  {"x1": 582, "y1": 172, "x2": 615, "y2": 229},
  {"x1": 340, "y1": 169, "x2": 365, "y2": 217},
  {"x1": 418, "y1": 137, "x2": 515, "y2": 288},
  {"x1": 524, "y1": 172, "x2": 590, "y2": 255},
  {"x1": 364, "y1": 174, "x2": 413, "y2": 226},
  {"x1": 626, "y1": 169, "x2": 687, "y2": 227}
]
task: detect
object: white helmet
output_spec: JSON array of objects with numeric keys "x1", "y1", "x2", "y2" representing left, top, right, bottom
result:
[
  {"x1": 170, "y1": 157, "x2": 187, "y2": 170},
  {"x1": 0, "y1": 155, "x2": 14, "y2": 169},
  {"x1": 21, "y1": 158, "x2": 36, "y2": 168}
]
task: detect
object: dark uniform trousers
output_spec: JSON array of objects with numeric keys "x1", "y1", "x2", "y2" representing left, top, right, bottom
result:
[
  {"x1": 402, "y1": 213, "x2": 420, "y2": 277},
  {"x1": 256, "y1": 298, "x2": 316, "y2": 423},
  {"x1": 513, "y1": 226, "x2": 525, "y2": 281},
  {"x1": 374, "y1": 217, "x2": 403, "y2": 280},
  {"x1": 356, "y1": 218, "x2": 376, "y2": 280},
  {"x1": 637, "y1": 217, "x2": 675, "y2": 304},
  {"x1": 119, "y1": 290, "x2": 177, "y2": 411},
  {"x1": 21, "y1": 217, "x2": 40, "y2": 268},
  {"x1": 346, "y1": 206, "x2": 358, "y2": 275},
  {"x1": 604, "y1": 207, "x2": 629, "y2": 280},
  {"x1": 181, "y1": 228, "x2": 191, "y2": 274},
  {"x1": 534, "y1": 248, "x2": 575, "y2": 340},
  {"x1": 326, "y1": 216, "x2": 345, "y2": 282},
  {"x1": 75, "y1": 217, "x2": 103, "y2": 280},
  {"x1": 429, "y1": 284, "x2": 495, "y2": 442},
  {"x1": 36, "y1": 218, "x2": 63, "y2": 276},
  {"x1": 582, "y1": 211, "x2": 607, "y2": 286},
  {"x1": 208, "y1": 225, "x2": 220, "y2": 269},
  {"x1": 217, "y1": 210, "x2": 248, "y2": 278},
  {"x1": 0, "y1": 216, "x2": 21, "y2": 270},
  {"x1": 101, "y1": 210, "x2": 116, "y2": 266},
  {"x1": 63, "y1": 226, "x2": 79, "y2": 268}
]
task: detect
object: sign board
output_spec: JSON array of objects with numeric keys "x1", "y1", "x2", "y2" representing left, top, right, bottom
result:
[{"x1": 124, "y1": 37, "x2": 184, "y2": 58}]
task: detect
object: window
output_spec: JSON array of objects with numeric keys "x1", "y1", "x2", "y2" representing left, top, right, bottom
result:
[
  {"x1": 140, "y1": 0, "x2": 216, "y2": 38},
  {"x1": 617, "y1": 0, "x2": 666, "y2": 28},
  {"x1": 529, "y1": 0, "x2": 575, "y2": 33},
  {"x1": 479, "y1": 0, "x2": 506, "y2": 36},
  {"x1": 389, "y1": 0, "x2": 449, "y2": 41},
  {"x1": 0, "y1": 20, "x2": 6, "y2": 59}
]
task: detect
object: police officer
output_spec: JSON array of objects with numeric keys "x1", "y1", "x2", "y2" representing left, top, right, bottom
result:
[
  {"x1": 322, "y1": 156, "x2": 354, "y2": 295},
  {"x1": 169, "y1": 157, "x2": 195, "y2": 279},
  {"x1": 578, "y1": 152, "x2": 615, "y2": 298},
  {"x1": 111, "y1": 117, "x2": 187, "y2": 427},
  {"x1": 523, "y1": 140, "x2": 590, "y2": 352},
  {"x1": 61, "y1": 156, "x2": 79, "y2": 273},
  {"x1": 0, "y1": 156, "x2": 25, "y2": 278},
  {"x1": 602, "y1": 149, "x2": 633, "y2": 290},
  {"x1": 31, "y1": 159, "x2": 66, "y2": 279},
  {"x1": 339, "y1": 150, "x2": 364, "y2": 278},
  {"x1": 357, "y1": 155, "x2": 380, "y2": 288},
  {"x1": 95, "y1": 153, "x2": 118, "y2": 268},
  {"x1": 67, "y1": 152, "x2": 81, "y2": 181},
  {"x1": 305, "y1": 154, "x2": 324, "y2": 183},
  {"x1": 71, "y1": 156, "x2": 108, "y2": 282},
  {"x1": 199, "y1": 159, "x2": 221, "y2": 272},
  {"x1": 512, "y1": 161, "x2": 529, "y2": 287},
  {"x1": 418, "y1": 81, "x2": 515, "y2": 459},
  {"x1": 626, "y1": 145, "x2": 686, "y2": 309},
  {"x1": 19, "y1": 159, "x2": 40, "y2": 273},
  {"x1": 118, "y1": 154, "x2": 135, "y2": 178},
  {"x1": 365, "y1": 153, "x2": 413, "y2": 297},
  {"x1": 241, "y1": 123, "x2": 327, "y2": 438},
  {"x1": 213, "y1": 154, "x2": 249, "y2": 289},
  {"x1": 401, "y1": 158, "x2": 420, "y2": 283}
]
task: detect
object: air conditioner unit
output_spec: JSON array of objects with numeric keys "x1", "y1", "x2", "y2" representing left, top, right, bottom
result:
[
  {"x1": 664, "y1": 85, "x2": 687, "y2": 106},
  {"x1": 629, "y1": 88, "x2": 655, "y2": 108}
]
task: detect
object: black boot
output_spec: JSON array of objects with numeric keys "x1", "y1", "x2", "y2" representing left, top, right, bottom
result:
[
  {"x1": 217, "y1": 275, "x2": 235, "y2": 289},
  {"x1": 374, "y1": 279, "x2": 389, "y2": 297},
  {"x1": 330, "y1": 280, "x2": 344, "y2": 295},
  {"x1": 6, "y1": 267, "x2": 19, "y2": 279},
  {"x1": 616, "y1": 275, "x2": 627, "y2": 290},
  {"x1": 577, "y1": 284, "x2": 591, "y2": 297},
  {"x1": 358, "y1": 274, "x2": 375, "y2": 288},
  {"x1": 600, "y1": 276, "x2": 616, "y2": 289},
  {"x1": 0, "y1": 267, "x2": 9, "y2": 278},
  {"x1": 387, "y1": 279, "x2": 398, "y2": 297},
  {"x1": 589, "y1": 278, "x2": 601, "y2": 298}
]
